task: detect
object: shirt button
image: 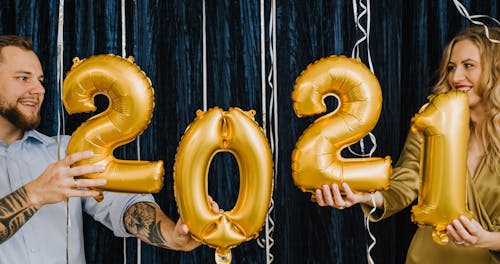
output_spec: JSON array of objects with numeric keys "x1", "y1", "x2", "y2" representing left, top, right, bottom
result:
[{"x1": 30, "y1": 248, "x2": 39, "y2": 253}]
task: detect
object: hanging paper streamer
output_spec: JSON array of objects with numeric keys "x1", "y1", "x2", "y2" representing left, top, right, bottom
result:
[
  {"x1": 351, "y1": 1, "x2": 379, "y2": 262},
  {"x1": 411, "y1": 90, "x2": 472, "y2": 245},
  {"x1": 291, "y1": 55, "x2": 391, "y2": 197},
  {"x1": 256, "y1": 0, "x2": 278, "y2": 263},
  {"x1": 62, "y1": 54, "x2": 164, "y2": 197},
  {"x1": 452, "y1": 0, "x2": 500, "y2": 43},
  {"x1": 174, "y1": 107, "x2": 273, "y2": 264}
]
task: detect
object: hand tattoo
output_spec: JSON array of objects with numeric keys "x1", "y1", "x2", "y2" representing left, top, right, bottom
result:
[
  {"x1": 124, "y1": 202, "x2": 169, "y2": 248},
  {"x1": 0, "y1": 187, "x2": 38, "y2": 243}
]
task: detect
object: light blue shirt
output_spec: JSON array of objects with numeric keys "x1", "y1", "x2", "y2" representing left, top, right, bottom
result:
[{"x1": 0, "y1": 130, "x2": 156, "y2": 264}]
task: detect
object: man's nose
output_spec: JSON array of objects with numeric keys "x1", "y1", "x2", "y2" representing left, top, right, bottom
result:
[{"x1": 29, "y1": 80, "x2": 45, "y2": 95}]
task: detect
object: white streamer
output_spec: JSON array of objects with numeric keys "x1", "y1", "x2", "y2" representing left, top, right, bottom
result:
[
  {"x1": 202, "y1": 0, "x2": 208, "y2": 111},
  {"x1": 364, "y1": 194, "x2": 377, "y2": 264},
  {"x1": 351, "y1": 1, "x2": 377, "y2": 263},
  {"x1": 256, "y1": 1, "x2": 277, "y2": 263},
  {"x1": 347, "y1": 132, "x2": 377, "y2": 158},
  {"x1": 121, "y1": 0, "x2": 127, "y2": 58},
  {"x1": 351, "y1": 0, "x2": 374, "y2": 72},
  {"x1": 349, "y1": 0, "x2": 377, "y2": 158},
  {"x1": 57, "y1": 0, "x2": 65, "y2": 155},
  {"x1": 55, "y1": 0, "x2": 69, "y2": 262},
  {"x1": 452, "y1": 0, "x2": 500, "y2": 43},
  {"x1": 121, "y1": 0, "x2": 132, "y2": 264},
  {"x1": 119, "y1": 0, "x2": 142, "y2": 262},
  {"x1": 260, "y1": 0, "x2": 267, "y2": 131}
]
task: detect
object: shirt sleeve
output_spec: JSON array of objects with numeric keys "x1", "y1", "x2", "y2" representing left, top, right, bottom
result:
[
  {"x1": 82, "y1": 192, "x2": 156, "y2": 237},
  {"x1": 57, "y1": 135, "x2": 159, "y2": 237},
  {"x1": 361, "y1": 130, "x2": 422, "y2": 221}
]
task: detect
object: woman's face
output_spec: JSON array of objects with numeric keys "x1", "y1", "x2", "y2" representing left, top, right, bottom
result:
[{"x1": 447, "y1": 39, "x2": 483, "y2": 109}]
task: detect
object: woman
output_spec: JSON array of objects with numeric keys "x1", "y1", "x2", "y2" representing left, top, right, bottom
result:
[{"x1": 315, "y1": 26, "x2": 500, "y2": 263}]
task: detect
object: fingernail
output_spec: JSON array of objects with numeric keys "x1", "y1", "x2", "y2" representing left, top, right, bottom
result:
[
  {"x1": 98, "y1": 179, "x2": 107, "y2": 185},
  {"x1": 97, "y1": 165, "x2": 105, "y2": 171}
]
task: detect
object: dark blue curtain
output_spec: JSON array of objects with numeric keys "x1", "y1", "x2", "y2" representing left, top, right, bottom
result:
[{"x1": 1, "y1": 0, "x2": 498, "y2": 263}]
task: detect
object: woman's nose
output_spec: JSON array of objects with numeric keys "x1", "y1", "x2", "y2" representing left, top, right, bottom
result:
[{"x1": 451, "y1": 67, "x2": 466, "y2": 83}]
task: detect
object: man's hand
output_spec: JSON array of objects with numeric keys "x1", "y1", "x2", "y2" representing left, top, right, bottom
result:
[
  {"x1": 166, "y1": 196, "x2": 222, "y2": 251},
  {"x1": 124, "y1": 198, "x2": 221, "y2": 251},
  {"x1": 25, "y1": 151, "x2": 106, "y2": 208},
  {"x1": 0, "y1": 151, "x2": 106, "y2": 244},
  {"x1": 167, "y1": 218, "x2": 203, "y2": 251}
]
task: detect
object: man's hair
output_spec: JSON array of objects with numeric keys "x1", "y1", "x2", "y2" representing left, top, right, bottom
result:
[{"x1": 0, "y1": 35, "x2": 34, "y2": 62}]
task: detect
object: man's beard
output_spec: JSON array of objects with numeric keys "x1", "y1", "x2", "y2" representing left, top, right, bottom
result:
[{"x1": 0, "y1": 104, "x2": 41, "y2": 131}]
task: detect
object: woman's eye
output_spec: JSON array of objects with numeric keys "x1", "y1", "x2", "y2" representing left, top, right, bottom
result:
[{"x1": 447, "y1": 65, "x2": 456, "y2": 71}]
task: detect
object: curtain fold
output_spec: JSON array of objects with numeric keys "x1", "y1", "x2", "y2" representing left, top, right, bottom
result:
[{"x1": 0, "y1": 0, "x2": 498, "y2": 263}]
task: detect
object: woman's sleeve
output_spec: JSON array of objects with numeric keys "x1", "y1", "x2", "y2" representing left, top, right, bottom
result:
[{"x1": 362, "y1": 130, "x2": 422, "y2": 221}]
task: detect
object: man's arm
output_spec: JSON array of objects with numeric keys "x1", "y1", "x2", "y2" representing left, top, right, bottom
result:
[
  {"x1": 0, "y1": 151, "x2": 105, "y2": 244},
  {"x1": 123, "y1": 201, "x2": 201, "y2": 251},
  {"x1": 0, "y1": 187, "x2": 37, "y2": 243}
]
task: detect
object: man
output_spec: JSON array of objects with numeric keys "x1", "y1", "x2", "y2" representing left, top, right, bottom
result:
[{"x1": 0, "y1": 35, "x2": 211, "y2": 263}]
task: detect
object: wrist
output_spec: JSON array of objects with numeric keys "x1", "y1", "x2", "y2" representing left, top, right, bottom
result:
[
  {"x1": 362, "y1": 193, "x2": 374, "y2": 206},
  {"x1": 363, "y1": 191, "x2": 382, "y2": 209},
  {"x1": 481, "y1": 231, "x2": 500, "y2": 251},
  {"x1": 24, "y1": 183, "x2": 42, "y2": 209}
]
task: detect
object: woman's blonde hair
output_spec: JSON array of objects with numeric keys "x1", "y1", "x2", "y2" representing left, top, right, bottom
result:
[{"x1": 432, "y1": 26, "x2": 500, "y2": 174}]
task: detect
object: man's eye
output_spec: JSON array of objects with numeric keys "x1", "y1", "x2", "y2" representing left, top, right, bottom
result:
[{"x1": 17, "y1": 76, "x2": 28, "y2": 81}]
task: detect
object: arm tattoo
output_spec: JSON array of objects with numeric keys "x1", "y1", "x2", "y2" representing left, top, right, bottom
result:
[
  {"x1": 0, "y1": 187, "x2": 38, "y2": 243},
  {"x1": 124, "y1": 202, "x2": 170, "y2": 248}
]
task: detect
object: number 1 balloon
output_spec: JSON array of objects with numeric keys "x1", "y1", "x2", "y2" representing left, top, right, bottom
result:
[
  {"x1": 411, "y1": 90, "x2": 472, "y2": 245},
  {"x1": 62, "y1": 54, "x2": 164, "y2": 198}
]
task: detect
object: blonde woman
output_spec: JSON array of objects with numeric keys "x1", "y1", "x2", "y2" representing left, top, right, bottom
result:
[{"x1": 316, "y1": 26, "x2": 500, "y2": 263}]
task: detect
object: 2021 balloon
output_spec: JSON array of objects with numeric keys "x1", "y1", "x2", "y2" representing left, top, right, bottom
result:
[
  {"x1": 411, "y1": 90, "x2": 472, "y2": 245},
  {"x1": 291, "y1": 55, "x2": 391, "y2": 199},
  {"x1": 174, "y1": 107, "x2": 273, "y2": 264},
  {"x1": 62, "y1": 54, "x2": 164, "y2": 198}
]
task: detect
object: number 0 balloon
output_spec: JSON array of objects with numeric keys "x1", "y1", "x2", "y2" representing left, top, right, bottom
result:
[
  {"x1": 291, "y1": 55, "x2": 391, "y2": 197},
  {"x1": 174, "y1": 107, "x2": 273, "y2": 264},
  {"x1": 62, "y1": 54, "x2": 164, "y2": 198}
]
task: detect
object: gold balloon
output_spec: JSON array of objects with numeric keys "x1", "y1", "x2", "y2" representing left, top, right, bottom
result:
[
  {"x1": 173, "y1": 107, "x2": 273, "y2": 263},
  {"x1": 62, "y1": 54, "x2": 164, "y2": 195},
  {"x1": 291, "y1": 55, "x2": 391, "y2": 198},
  {"x1": 410, "y1": 90, "x2": 472, "y2": 245}
]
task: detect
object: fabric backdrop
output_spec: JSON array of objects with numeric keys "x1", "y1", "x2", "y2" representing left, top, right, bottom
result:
[{"x1": 0, "y1": 0, "x2": 498, "y2": 263}]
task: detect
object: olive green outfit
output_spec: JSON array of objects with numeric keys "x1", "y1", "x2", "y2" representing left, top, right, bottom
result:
[{"x1": 362, "y1": 130, "x2": 500, "y2": 263}]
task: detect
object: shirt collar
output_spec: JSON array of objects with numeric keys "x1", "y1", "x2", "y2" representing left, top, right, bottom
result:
[{"x1": 23, "y1": 130, "x2": 53, "y2": 145}]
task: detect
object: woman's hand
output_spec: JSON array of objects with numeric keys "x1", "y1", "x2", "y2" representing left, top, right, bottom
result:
[
  {"x1": 446, "y1": 216, "x2": 500, "y2": 250},
  {"x1": 315, "y1": 183, "x2": 381, "y2": 209}
]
